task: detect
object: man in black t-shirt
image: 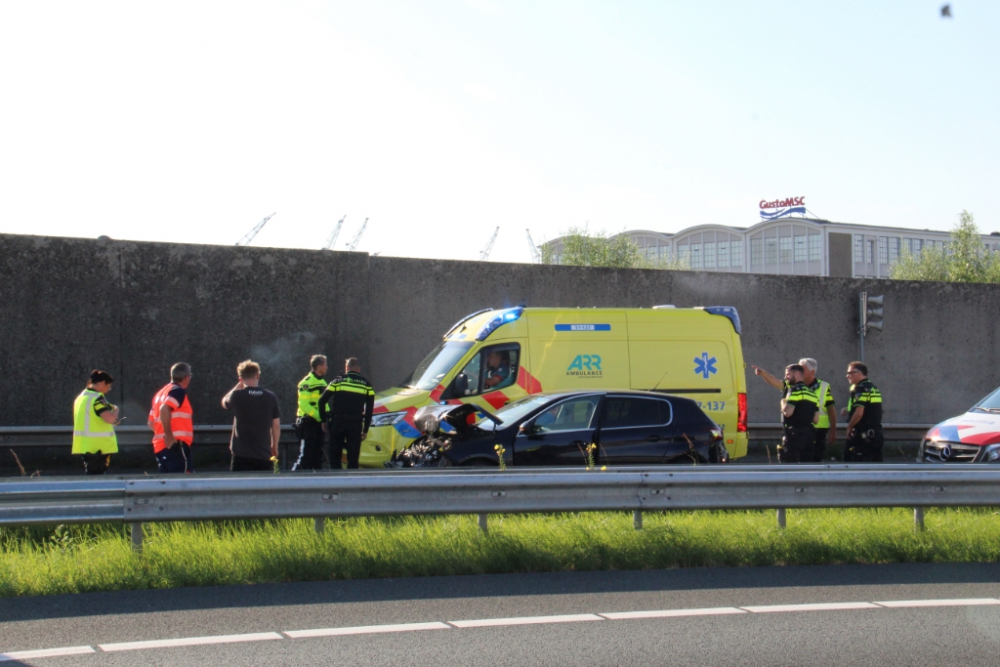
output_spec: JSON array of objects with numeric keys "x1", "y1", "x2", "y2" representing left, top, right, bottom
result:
[{"x1": 222, "y1": 360, "x2": 281, "y2": 472}]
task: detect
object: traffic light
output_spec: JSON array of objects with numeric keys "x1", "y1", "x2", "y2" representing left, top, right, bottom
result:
[{"x1": 864, "y1": 294, "x2": 884, "y2": 333}]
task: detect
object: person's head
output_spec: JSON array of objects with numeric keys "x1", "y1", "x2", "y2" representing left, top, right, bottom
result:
[
  {"x1": 310, "y1": 354, "x2": 328, "y2": 377},
  {"x1": 88, "y1": 369, "x2": 114, "y2": 394},
  {"x1": 847, "y1": 361, "x2": 868, "y2": 383},
  {"x1": 171, "y1": 362, "x2": 192, "y2": 389},
  {"x1": 798, "y1": 358, "x2": 818, "y2": 384},
  {"x1": 487, "y1": 351, "x2": 502, "y2": 369},
  {"x1": 345, "y1": 357, "x2": 360, "y2": 374},
  {"x1": 785, "y1": 364, "x2": 805, "y2": 384},
  {"x1": 237, "y1": 359, "x2": 261, "y2": 386}
]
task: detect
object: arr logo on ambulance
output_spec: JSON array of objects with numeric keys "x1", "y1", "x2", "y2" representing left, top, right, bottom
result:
[{"x1": 567, "y1": 354, "x2": 603, "y2": 377}]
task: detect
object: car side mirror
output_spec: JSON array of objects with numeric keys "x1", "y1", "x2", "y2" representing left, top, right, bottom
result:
[
  {"x1": 453, "y1": 373, "x2": 470, "y2": 396},
  {"x1": 519, "y1": 421, "x2": 535, "y2": 435}
]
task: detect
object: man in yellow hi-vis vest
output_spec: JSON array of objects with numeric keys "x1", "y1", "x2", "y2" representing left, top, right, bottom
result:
[
  {"x1": 72, "y1": 370, "x2": 120, "y2": 475},
  {"x1": 799, "y1": 358, "x2": 837, "y2": 462}
]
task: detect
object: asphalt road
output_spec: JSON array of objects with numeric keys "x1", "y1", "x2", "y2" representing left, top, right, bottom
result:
[{"x1": 4, "y1": 563, "x2": 1000, "y2": 666}]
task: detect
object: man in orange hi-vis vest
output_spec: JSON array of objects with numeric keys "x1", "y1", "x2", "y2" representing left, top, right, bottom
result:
[{"x1": 148, "y1": 362, "x2": 195, "y2": 473}]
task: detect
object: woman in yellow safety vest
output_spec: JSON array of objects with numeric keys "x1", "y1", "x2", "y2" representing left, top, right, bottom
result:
[{"x1": 72, "y1": 370, "x2": 120, "y2": 475}]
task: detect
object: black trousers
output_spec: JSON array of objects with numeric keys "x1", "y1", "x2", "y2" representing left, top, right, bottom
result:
[
  {"x1": 328, "y1": 421, "x2": 363, "y2": 470},
  {"x1": 780, "y1": 425, "x2": 815, "y2": 463},
  {"x1": 81, "y1": 452, "x2": 110, "y2": 475},
  {"x1": 844, "y1": 429, "x2": 884, "y2": 462},
  {"x1": 813, "y1": 428, "x2": 830, "y2": 463},
  {"x1": 231, "y1": 455, "x2": 273, "y2": 472},
  {"x1": 292, "y1": 417, "x2": 325, "y2": 471}
]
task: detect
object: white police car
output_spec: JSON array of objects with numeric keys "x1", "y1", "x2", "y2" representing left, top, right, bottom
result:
[{"x1": 918, "y1": 386, "x2": 1000, "y2": 463}]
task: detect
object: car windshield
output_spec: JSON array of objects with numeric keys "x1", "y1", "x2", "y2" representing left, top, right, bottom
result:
[
  {"x1": 972, "y1": 386, "x2": 1000, "y2": 412},
  {"x1": 402, "y1": 341, "x2": 475, "y2": 391},
  {"x1": 479, "y1": 395, "x2": 555, "y2": 426}
]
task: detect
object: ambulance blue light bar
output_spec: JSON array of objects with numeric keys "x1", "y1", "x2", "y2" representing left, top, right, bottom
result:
[
  {"x1": 476, "y1": 307, "x2": 524, "y2": 341},
  {"x1": 702, "y1": 306, "x2": 741, "y2": 334}
]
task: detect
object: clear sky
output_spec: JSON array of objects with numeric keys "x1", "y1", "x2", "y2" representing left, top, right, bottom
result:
[{"x1": 1, "y1": 1, "x2": 997, "y2": 263}]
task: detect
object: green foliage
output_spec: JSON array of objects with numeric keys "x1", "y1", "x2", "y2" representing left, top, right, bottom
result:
[
  {"x1": 544, "y1": 226, "x2": 688, "y2": 270},
  {"x1": 891, "y1": 211, "x2": 1000, "y2": 283},
  {"x1": 4, "y1": 509, "x2": 1000, "y2": 597}
]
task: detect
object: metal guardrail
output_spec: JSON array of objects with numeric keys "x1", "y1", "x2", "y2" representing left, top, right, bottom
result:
[
  {"x1": 1, "y1": 465, "x2": 996, "y2": 545},
  {"x1": 0, "y1": 423, "x2": 933, "y2": 448}
]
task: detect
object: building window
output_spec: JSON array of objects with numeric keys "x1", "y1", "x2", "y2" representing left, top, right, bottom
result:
[
  {"x1": 793, "y1": 235, "x2": 806, "y2": 262},
  {"x1": 703, "y1": 242, "x2": 716, "y2": 269},
  {"x1": 854, "y1": 235, "x2": 864, "y2": 263},
  {"x1": 866, "y1": 240, "x2": 875, "y2": 264},
  {"x1": 808, "y1": 234, "x2": 821, "y2": 261},
  {"x1": 659, "y1": 246, "x2": 670, "y2": 262},
  {"x1": 889, "y1": 237, "x2": 899, "y2": 263},
  {"x1": 690, "y1": 243, "x2": 702, "y2": 269},
  {"x1": 778, "y1": 237, "x2": 792, "y2": 263},
  {"x1": 750, "y1": 238, "x2": 762, "y2": 266},
  {"x1": 903, "y1": 238, "x2": 912, "y2": 254},
  {"x1": 731, "y1": 240, "x2": 743, "y2": 266},
  {"x1": 914, "y1": 238, "x2": 924, "y2": 253},
  {"x1": 717, "y1": 241, "x2": 729, "y2": 268},
  {"x1": 678, "y1": 244, "x2": 689, "y2": 265},
  {"x1": 878, "y1": 237, "x2": 888, "y2": 265},
  {"x1": 765, "y1": 238, "x2": 778, "y2": 265}
]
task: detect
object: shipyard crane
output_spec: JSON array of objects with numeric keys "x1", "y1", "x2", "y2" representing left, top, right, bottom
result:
[
  {"x1": 346, "y1": 218, "x2": 368, "y2": 251},
  {"x1": 236, "y1": 213, "x2": 276, "y2": 246},
  {"x1": 322, "y1": 215, "x2": 347, "y2": 251},
  {"x1": 479, "y1": 226, "x2": 500, "y2": 261},
  {"x1": 526, "y1": 229, "x2": 542, "y2": 263}
]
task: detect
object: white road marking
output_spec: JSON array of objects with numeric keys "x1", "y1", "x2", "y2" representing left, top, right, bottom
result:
[
  {"x1": 98, "y1": 632, "x2": 283, "y2": 652},
  {"x1": 0, "y1": 646, "x2": 95, "y2": 661},
  {"x1": 11, "y1": 596, "x2": 1000, "y2": 660},
  {"x1": 449, "y1": 613, "x2": 603, "y2": 628},
  {"x1": 742, "y1": 602, "x2": 880, "y2": 613},
  {"x1": 874, "y1": 598, "x2": 1000, "y2": 608},
  {"x1": 600, "y1": 607, "x2": 746, "y2": 620},
  {"x1": 285, "y1": 622, "x2": 450, "y2": 638}
]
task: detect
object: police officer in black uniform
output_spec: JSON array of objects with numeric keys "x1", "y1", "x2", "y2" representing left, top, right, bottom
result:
[
  {"x1": 780, "y1": 364, "x2": 819, "y2": 463},
  {"x1": 319, "y1": 357, "x2": 376, "y2": 470},
  {"x1": 842, "y1": 361, "x2": 883, "y2": 462}
]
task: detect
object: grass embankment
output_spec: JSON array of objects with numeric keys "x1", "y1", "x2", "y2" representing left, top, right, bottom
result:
[{"x1": 2, "y1": 508, "x2": 999, "y2": 597}]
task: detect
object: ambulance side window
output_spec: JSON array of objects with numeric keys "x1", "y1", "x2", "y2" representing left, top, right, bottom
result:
[{"x1": 452, "y1": 344, "x2": 520, "y2": 397}]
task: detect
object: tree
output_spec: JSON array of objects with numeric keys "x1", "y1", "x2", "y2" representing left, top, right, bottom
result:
[
  {"x1": 543, "y1": 226, "x2": 688, "y2": 270},
  {"x1": 890, "y1": 211, "x2": 1000, "y2": 283}
]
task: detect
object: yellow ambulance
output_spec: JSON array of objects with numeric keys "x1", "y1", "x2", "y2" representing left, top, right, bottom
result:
[{"x1": 362, "y1": 305, "x2": 748, "y2": 467}]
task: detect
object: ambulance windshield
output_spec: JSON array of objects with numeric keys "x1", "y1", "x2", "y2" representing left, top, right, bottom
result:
[{"x1": 403, "y1": 341, "x2": 475, "y2": 391}]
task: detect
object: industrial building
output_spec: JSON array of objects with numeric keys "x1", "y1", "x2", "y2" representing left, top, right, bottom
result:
[{"x1": 545, "y1": 216, "x2": 1000, "y2": 278}]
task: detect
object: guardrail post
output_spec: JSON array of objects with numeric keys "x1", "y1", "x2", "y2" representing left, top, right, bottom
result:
[
  {"x1": 130, "y1": 523, "x2": 143, "y2": 552},
  {"x1": 633, "y1": 510, "x2": 643, "y2": 530},
  {"x1": 914, "y1": 507, "x2": 925, "y2": 532},
  {"x1": 314, "y1": 517, "x2": 325, "y2": 534},
  {"x1": 478, "y1": 513, "x2": 488, "y2": 534},
  {"x1": 776, "y1": 509, "x2": 786, "y2": 529}
]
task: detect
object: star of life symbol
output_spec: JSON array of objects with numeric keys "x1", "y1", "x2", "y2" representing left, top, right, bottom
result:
[{"x1": 694, "y1": 352, "x2": 717, "y2": 379}]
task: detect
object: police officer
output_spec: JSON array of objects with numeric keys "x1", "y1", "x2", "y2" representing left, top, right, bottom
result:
[
  {"x1": 291, "y1": 355, "x2": 329, "y2": 471},
  {"x1": 842, "y1": 361, "x2": 884, "y2": 462},
  {"x1": 319, "y1": 357, "x2": 375, "y2": 470},
  {"x1": 72, "y1": 370, "x2": 120, "y2": 475},
  {"x1": 799, "y1": 358, "x2": 837, "y2": 462},
  {"x1": 779, "y1": 364, "x2": 819, "y2": 463}
]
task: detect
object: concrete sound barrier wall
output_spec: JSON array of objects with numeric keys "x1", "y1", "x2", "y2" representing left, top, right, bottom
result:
[{"x1": 2, "y1": 233, "x2": 998, "y2": 431}]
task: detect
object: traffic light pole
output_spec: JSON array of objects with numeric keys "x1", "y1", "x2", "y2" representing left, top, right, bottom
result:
[{"x1": 859, "y1": 291, "x2": 867, "y2": 363}]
